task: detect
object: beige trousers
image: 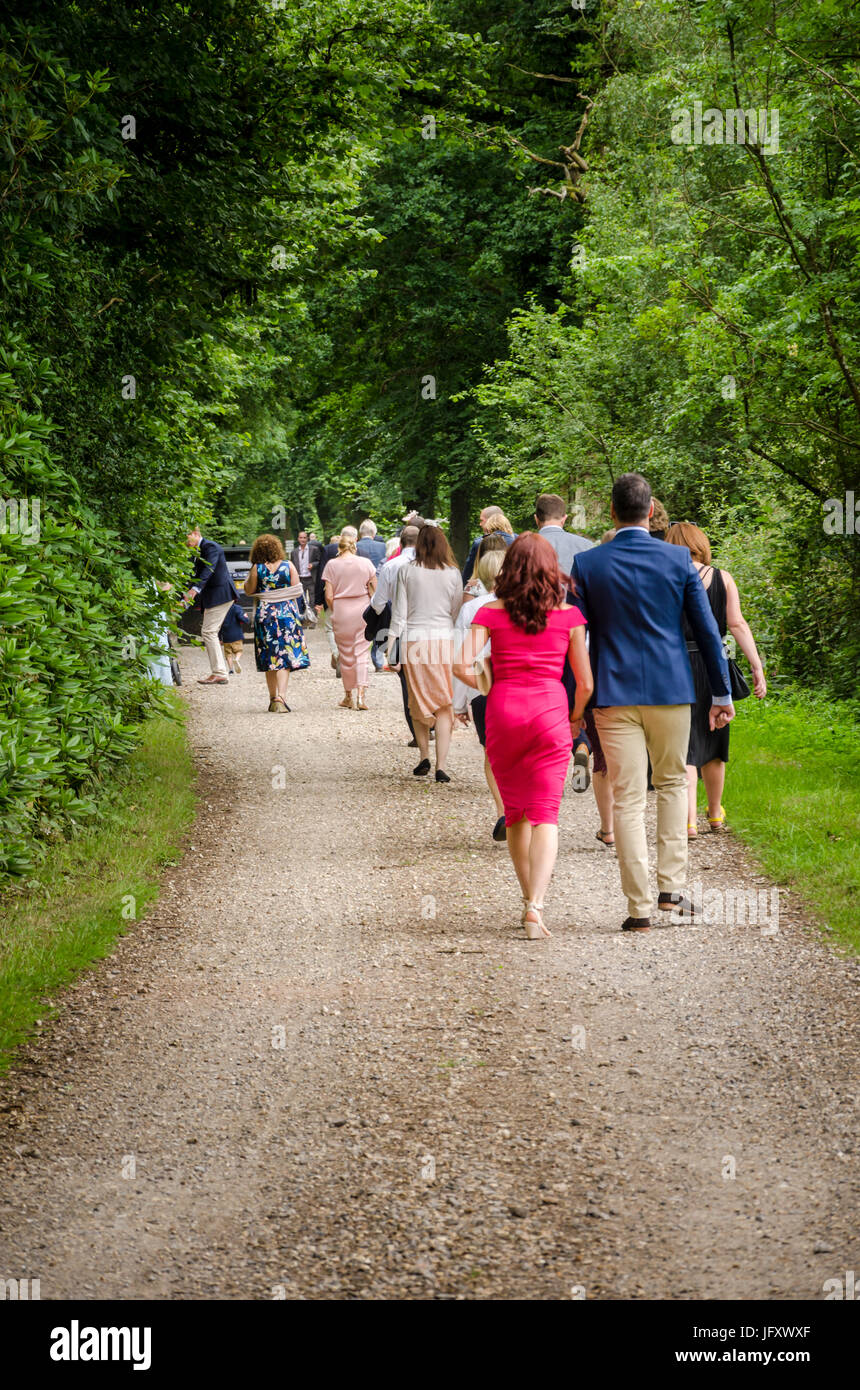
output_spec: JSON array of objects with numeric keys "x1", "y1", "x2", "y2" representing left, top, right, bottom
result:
[
  {"x1": 594, "y1": 704, "x2": 691, "y2": 918},
  {"x1": 200, "y1": 599, "x2": 233, "y2": 676}
]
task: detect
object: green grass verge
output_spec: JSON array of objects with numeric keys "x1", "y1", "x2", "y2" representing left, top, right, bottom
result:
[
  {"x1": 0, "y1": 696, "x2": 195, "y2": 1070},
  {"x1": 717, "y1": 691, "x2": 860, "y2": 952}
]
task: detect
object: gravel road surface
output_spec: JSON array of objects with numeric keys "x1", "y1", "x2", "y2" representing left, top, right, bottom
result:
[{"x1": 1, "y1": 630, "x2": 857, "y2": 1300}]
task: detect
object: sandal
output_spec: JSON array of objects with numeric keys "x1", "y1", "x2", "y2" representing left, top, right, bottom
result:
[
  {"x1": 687, "y1": 821, "x2": 698, "y2": 840},
  {"x1": 708, "y1": 806, "x2": 727, "y2": 832},
  {"x1": 596, "y1": 828, "x2": 615, "y2": 847},
  {"x1": 522, "y1": 900, "x2": 551, "y2": 941}
]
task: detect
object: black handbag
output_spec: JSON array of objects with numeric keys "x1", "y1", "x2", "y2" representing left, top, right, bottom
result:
[
  {"x1": 364, "y1": 599, "x2": 391, "y2": 642},
  {"x1": 728, "y1": 656, "x2": 750, "y2": 701}
]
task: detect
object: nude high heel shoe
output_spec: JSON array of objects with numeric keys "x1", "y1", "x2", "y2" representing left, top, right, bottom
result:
[
  {"x1": 356, "y1": 687, "x2": 368, "y2": 710},
  {"x1": 522, "y1": 900, "x2": 551, "y2": 940}
]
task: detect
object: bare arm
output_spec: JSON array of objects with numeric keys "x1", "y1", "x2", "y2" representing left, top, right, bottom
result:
[
  {"x1": 243, "y1": 565, "x2": 258, "y2": 596},
  {"x1": 567, "y1": 626, "x2": 594, "y2": 729},
  {"x1": 324, "y1": 580, "x2": 334, "y2": 610},
  {"x1": 724, "y1": 571, "x2": 766, "y2": 698},
  {"x1": 452, "y1": 625, "x2": 488, "y2": 688}
]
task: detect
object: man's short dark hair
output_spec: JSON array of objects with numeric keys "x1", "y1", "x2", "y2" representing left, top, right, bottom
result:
[
  {"x1": 535, "y1": 493, "x2": 567, "y2": 524},
  {"x1": 612, "y1": 473, "x2": 652, "y2": 524}
]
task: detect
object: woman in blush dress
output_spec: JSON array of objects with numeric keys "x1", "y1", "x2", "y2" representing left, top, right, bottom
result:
[
  {"x1": 322, "y1": 526, "x2": 377, "y2": 710},
  {"x1": 454, "y1": 533, "x2": 593, "y2": 940}
]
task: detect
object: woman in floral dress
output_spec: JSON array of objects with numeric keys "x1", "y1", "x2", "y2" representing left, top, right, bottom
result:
[{"x1": 244, "y1": 534, "x2": 310, "y2": 711}]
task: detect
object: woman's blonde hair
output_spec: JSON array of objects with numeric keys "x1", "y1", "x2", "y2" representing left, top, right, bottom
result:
[
  {"x1": 665, "y1": 521, "x2": 711, "y2": 564},
  {"x1": 475, "y1": 547, "x2": 506, "y2": 592},
  {"x1": 485, "y1": 511, "x2": 513, "y2": 535},
  {"x1": 338, "y1": 525, "x2": 358, "y2": 556}
]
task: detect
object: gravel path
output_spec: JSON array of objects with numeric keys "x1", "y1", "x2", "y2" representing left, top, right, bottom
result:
[{"x1": 1, "y1": 630, "x2": 857, "y2": 1300}]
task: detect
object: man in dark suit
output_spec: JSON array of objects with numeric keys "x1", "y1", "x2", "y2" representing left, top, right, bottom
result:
[
  {"x1": 184, "y1": 526, "x2": 240, "y2": 684},
  {"x1": 461, "y1": 505, "x2": 515, "y2": 584},
  {"x1": 356, "y1": 520, "x2": 387, "y2": 668},
  {"x1": 572, "y1": 474, "x2": 733, "y2": 932},
  {"x1": 290, "y1": 530, "x2": 323, "y2": 618},
  {"x1": 315, "y1": 532, "x2": 342, "y2": 676}
]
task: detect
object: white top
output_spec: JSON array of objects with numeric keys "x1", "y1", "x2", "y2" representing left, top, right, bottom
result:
[
  {"x1": 453, "y1": 590, "x2": 494, "y2": 712},
  {"x1": 371, "y1": 546, "x2": 415, "y2": 613},
  {"x1": 390, "y1": 561, "x2": 463, "y2": 644}
]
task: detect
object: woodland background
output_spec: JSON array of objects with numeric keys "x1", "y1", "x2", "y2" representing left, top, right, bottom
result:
[{"x1": 1, "y1": 0, "x2": 858, "y2": 883}]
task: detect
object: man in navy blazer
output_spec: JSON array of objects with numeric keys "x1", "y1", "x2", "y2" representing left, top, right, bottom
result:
[
  {"x1": 183, "y1": 526, "x2": 239, "y2": 685},
  {"x1": 572, "y1": 474, "x2": 733, "y2": 931}
]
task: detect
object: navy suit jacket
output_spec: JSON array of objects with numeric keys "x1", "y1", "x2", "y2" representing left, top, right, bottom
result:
[
  {"x1": 314, "y1": 542, "x2": 339, "y2": 607},
  {"x1": 462, "y1": 529, "x2": 516, "y2": 583},
  {"x1": 572, "y1": 527, "x2": 730, "y2": 707},
  {"x1": 356, "y1": 536, "x2": 387, "y2": 571},
  {"x1": 191, "y1": 538, "x2": 238, "y2": 610}
]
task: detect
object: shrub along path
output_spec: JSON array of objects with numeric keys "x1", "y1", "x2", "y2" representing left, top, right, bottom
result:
[{"x1": 0, "y1": 630, "x2": 857, "y2": 1299}]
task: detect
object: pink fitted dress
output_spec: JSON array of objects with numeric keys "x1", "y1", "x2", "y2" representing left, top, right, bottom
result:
[{"x1": 474, "y1": 604, "x2": 586, "y2": 826}]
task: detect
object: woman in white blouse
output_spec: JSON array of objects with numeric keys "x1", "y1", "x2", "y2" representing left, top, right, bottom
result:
[{"x1": 390, "y1": 524, "x2": 463, "y2": 781}]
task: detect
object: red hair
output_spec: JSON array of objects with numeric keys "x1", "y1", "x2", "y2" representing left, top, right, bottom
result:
[{"x1": 494, "y1": 532, "x2": 565, "y2": 634}]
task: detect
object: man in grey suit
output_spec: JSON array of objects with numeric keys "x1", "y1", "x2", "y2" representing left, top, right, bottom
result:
[{"x1": 535, "y1": 493, "x2": 594, "y2": 582}]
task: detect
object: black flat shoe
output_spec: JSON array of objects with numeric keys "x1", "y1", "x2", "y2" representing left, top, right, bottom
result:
[
  {"x1": 621, "y1": 916, "x2": 651, "y2": 932},
  {"x1": 413, "y1": 759, "x2": 431, "y2": 777},
  {"x1": 435, "y1": 769, "x2": 451, "y2": 783},
  {"x1": 407, "y1": 737, "x2": 418, "y2": 748},
  {"x1": 492, "y1": 816, "x2": 507, "y2": 841},
  {"x1": 658, "y1": 892, "x2": 695, "y2": 920}
]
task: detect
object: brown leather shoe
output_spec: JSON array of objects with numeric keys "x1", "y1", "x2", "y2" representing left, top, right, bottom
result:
[{"x1": 621, "y1": 916, "x2": 651, "y2": 932}]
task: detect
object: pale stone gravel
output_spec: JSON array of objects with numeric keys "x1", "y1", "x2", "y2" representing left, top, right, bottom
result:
[{"x1": 0, "y1": 629, "x2": 857, "y2": 1300}]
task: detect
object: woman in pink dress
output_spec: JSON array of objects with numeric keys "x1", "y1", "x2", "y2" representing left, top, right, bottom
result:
[
  {"x1": 321, "y1": 527, "x2": 377, "y2": 709},
  {"x1": 454, "y1": 533, "x2": 593, "y2": 940}
]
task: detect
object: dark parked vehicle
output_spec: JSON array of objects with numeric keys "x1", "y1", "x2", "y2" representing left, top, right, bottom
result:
[{"x1": 179, "y1": 544, "x2": 256, "y2": 643}]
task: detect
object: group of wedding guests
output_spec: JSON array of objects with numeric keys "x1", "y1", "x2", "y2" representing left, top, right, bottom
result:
[{"x1": 186, "y1": 473, "x2": 766, "y2": 938}]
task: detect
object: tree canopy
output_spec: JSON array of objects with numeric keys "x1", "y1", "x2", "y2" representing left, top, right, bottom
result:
[{"x1": 1, "y1": 0, "x2": 858, "y2": 883}]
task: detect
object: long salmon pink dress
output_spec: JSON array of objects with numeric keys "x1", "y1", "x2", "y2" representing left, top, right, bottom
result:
[{"x1": 473, "y1": 604, "x2": 586, "y2": 826}]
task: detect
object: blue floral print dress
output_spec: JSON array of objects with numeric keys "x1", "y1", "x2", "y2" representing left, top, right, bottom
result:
[{"x1": 253, "y1": 562, "x2": 310, "y2": 673}]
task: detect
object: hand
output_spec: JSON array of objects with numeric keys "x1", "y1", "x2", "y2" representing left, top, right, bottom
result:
[
  {"x1": 315, "y1": 604, "x2": 323, "y2": 613},
  {"x1": 182, "y1": 588, "x2": 197, "y2": 606},
  {"x1": 753, "y1": 668, "x2": 767, "y2": 699},
  {"x1": 569, "y1": 714, "x2": 585, "y2": 737},
  {"x1": 709, "y1": 702, "x2": 735, "y2": 731},
  {"x1": 454, "y1": 710, "x2": 470, "y2": 726}
]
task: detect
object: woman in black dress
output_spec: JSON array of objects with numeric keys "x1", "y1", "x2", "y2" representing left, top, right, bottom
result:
[{"x1": 665, "y1": 523, "x2": 767, "y2": 836}]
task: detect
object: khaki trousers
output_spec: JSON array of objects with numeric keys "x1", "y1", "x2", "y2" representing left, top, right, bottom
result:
[
  {"x1": 594, "y1": 704, "x2": 691, "y2": 918},
  {"x1": 320, "y1": 604, "x2": 339, "y2": 657},
  {"x1": 200, "y1": 599, "x2": 233, "y2": 677}
]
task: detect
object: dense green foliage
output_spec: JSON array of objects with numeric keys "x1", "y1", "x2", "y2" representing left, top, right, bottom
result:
[{"x1": 1, "y1": 0, "x2": 858, "y2": 886}]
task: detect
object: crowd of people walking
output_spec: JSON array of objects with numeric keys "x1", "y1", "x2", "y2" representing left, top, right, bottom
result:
[{"x1": 182, "y1": 473, "x2": 766, "y2": 939}]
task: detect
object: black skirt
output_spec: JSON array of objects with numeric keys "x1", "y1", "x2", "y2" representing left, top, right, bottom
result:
[{"x1": 687, "y1": 649, "x2": 730, "y2": 768}]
